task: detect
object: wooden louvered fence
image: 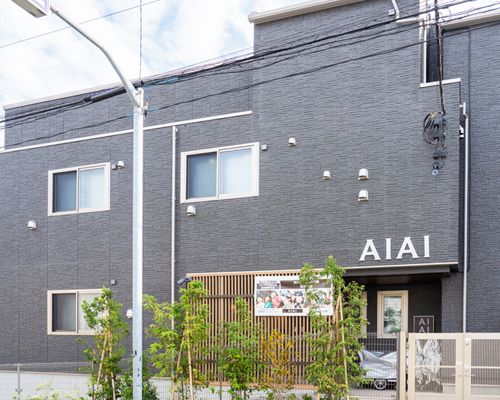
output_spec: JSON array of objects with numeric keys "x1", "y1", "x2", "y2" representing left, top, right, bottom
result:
[{"x1": 187, "y1": 269, "x2": 315, "y2": 386}]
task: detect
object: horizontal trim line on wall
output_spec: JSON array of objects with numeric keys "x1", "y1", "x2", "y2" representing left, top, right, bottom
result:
[
  {"x1": 187, "y1": 261, "x2": 459, "y2": 277},
  {"x1": 0, "y1": 110, "x2": 252, "y2": 155}
]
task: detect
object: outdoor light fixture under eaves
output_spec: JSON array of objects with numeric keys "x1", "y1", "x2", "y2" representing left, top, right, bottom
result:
[{"x1": 10, "y1": 1, "x2": 147, "y2": 398}]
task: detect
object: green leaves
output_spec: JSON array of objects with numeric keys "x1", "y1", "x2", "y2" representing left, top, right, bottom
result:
[
  {"x1": 299, "y1": 256, "x2": 368, "y2": 400},
  {"x1": 216, "y1": 297, "x2": 261, "y2": 400},
  {"x1": 81, "y1": 288, "x2": 158, "y2": 400},
  {"x1": 144, "y1": 281, "x2": 210, "y2": 397}
]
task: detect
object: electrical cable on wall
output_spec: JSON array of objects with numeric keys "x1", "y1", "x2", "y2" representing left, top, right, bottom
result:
[{"x1": 422, "y1": 0, "x2": 448, "y2": 176}]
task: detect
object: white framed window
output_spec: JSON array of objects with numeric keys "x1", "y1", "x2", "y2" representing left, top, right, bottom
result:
[
  {"x1": 377, "y1": 290, "x2": 408, "y2": 338},
  {"x1": 180, "y1": 142, "x2": 259, "y2": 203},
  {"x1": 47, "y1": 289, "x2": 102, "y2": 335},
  {"x1": 48, "y1": 163, "x2": 110, "y2": 216}
]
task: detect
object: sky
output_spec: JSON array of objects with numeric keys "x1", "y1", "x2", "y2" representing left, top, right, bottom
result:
[
  {"x1": 0, "y1": 0, "x2": 305, "y2": 108},
  {"x1": 0, "y1": 0, "x2": 498, "y2": 149}
]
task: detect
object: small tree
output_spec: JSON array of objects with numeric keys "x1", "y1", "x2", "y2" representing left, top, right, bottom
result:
[
  {"x1": 144, "y1": 280, "x2": 210, "y2": 400},
  {"x1": 299, "y1": 256, "x2": 367, "y2": 400},
  {"x1": 82, "y1": 288, "x2": 128, "y2": 400},
  {"x1": 216, "y1": 297, "x2": 261, "y2": 400},
  {"x1": 81, "y1": 288, "x2": 158, "y2": 400},
  {"x1": 258, "y1": 330, "x2": 296, "y2": 400}
]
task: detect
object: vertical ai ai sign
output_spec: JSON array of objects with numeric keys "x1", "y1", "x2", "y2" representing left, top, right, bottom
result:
[{"x1": 11, "y1": 0, "x2": 50, "y2": 18}]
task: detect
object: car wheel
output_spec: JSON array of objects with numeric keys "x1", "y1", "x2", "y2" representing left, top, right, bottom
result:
[{"x1": 373, "y1": 379, "x2": 387, "y2": 390}]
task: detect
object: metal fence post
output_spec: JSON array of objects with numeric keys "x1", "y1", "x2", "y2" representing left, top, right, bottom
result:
[
  {"x1": 399, "y1": 331, "x2": 407, "y2": 400},
  {"x1": 16, "y1": 363, "x2": 22, "y2": 399}
]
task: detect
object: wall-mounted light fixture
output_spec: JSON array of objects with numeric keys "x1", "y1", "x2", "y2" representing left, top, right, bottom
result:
[
  {"x1": 261, "y1": 144, "x2": 268, "y2": 151},
  {"x1": 358, "y1": 190, "x2": 369, "y2": 202},
  {"x1": 177, "y1": 277, "x2": 192, "y2": 286},
  {"x1": 288, "y1": 137, "x2": 296, "y2": 147},
  {"x1": 358, "y1": 168, "x2": 369, "y2": 180},
  {"x1": 111, "y1": 160, "x2": 125, "y2": 170},
  {"x1": 27, "y1": 220, "x2": 37, "y2": 230},
  {"x1": 187, "y1": 205, "x2": 197, "y2": 216},
  {"x1": 126, "y1": 309, "x2": 133, "y2": 319},
  {"x1": 322, "y1": 170, "x2": 332, "y2": 180}
]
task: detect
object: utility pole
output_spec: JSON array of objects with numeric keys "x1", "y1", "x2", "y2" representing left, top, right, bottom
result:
[{"x1": 11, "y1": 1, "x2": 146, "y2": 398}]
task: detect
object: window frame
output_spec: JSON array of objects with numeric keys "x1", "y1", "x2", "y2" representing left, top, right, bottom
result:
[
  {"x1": 180, "y1": 142, "x2": 259, "y2": 203},
  {"x1": 47, "y1": 289, "x2": 102, "y2": 335},
  {"x1": 377, "y1": 290, "x2": 408, "y2": 338},
  {"x1": 361, "y1": 291, "x2": 367, "y2": 336},
  {"x1": 48, "y1": 162, "x2": 110, "y2": 216}
]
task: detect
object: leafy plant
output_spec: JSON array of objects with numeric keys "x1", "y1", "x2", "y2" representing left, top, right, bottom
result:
[
  {"x1": 15, "y1": 382, "x2": 79, "y2": 400},
  {"x1": 216, "y1": 297, "x2": 261, "y2": 400},
  {"x1": 299, "y1": 256, "x2": 367, "y2": 400},
  {"x1": 144, "y1": 280, "x2": 210, "y2": 399},
  {"x1": 81, "y1": 288, "x2": 128, "y2": 400},
  {"x1": 119, "y1": 355, "x2": 159, "y2": 400},
  {"x1": 81, "y1": 288, "x2": 158, "y2": 400},
  {"x1": 259, "y1": 330, "x2": 296, "y2": 400}
]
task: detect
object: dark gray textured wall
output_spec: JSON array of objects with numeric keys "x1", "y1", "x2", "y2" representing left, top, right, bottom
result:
[
  {"x1": 0, "y1": 0, "x2": 468, "y2": 363},
  {"x1": 443, "y1": 24, "x2": 500, "y2": 332},
  {"x1": 365, "y1": 282, "x2": 442, "y2": 334}
]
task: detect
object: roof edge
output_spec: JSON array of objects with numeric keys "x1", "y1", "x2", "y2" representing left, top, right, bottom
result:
[
  {"x1": 248, "y1": 0, "x2": 365, "y2": 25},
  {"x1": 442, "y1": 9, "x2": 500, "y2": 30},
  {"x1": 3, "y1": 81, "x2": 122, "y2": 111}
]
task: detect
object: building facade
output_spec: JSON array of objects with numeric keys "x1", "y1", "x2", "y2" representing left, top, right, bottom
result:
[{"x1": 1, "y1": 0, "x2": 499, "y2": 363}]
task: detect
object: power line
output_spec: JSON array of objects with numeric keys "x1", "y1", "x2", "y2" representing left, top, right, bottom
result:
[
  {"x1": 139, "y1": 0, "x2": 144, "y2": 83},
  {"x1": 1, "y1": 0, "x2": 434, "y2": 129},
  {"x1": 2, "y1": 2, "x2": 495, "y2": 134},
  {"x1": 1, "y1": 0, "x2": 473, "y2": 130},
  {"x1": 1, "y1": 1, "x2": 494, "y2": 135},
  {"x1": 0, "y1": 0, "x2": 161, "y2": 51},
  {"x1": 4, "y1": 15, "x2": 499, "y2": 151}
]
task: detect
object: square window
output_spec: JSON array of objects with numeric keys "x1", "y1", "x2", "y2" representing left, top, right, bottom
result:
[
  {"x1": 181, "y1": 143, "x2": 259, "y2": 202},
  {"x1": 377, "y1": 290, "x2": 408, "y2": 338},
  {"x1": 49, "y1": 163, "x2": 110, "y2": 215},
  {"x1": 48, "y1": 290, "x2": 101, "y2": 335}
]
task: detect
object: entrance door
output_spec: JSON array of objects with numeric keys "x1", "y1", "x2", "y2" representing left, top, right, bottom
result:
[{"x1": 407, "y1": 333, "x2": 500, "y2": 400}]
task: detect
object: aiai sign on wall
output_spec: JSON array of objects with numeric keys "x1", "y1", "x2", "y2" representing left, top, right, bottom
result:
[{"x1": 359, "y1": 236, "x2": 430, "y2": 262}]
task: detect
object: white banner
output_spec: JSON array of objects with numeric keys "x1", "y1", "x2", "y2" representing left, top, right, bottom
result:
[{"x1": 254, "y1": 276, "x2": 333, "y2": 316}]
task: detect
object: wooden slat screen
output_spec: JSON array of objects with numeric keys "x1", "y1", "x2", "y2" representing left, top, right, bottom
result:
[{"x1": 187, "y1": 270, "x2": 313, "y2": 385}]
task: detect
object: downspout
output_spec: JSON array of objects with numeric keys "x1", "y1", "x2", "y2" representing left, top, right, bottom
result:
[
  {"x1": 171, "y1": 126, "x2": 177, "y2": 313},
  {"x1": 462, "y1": 102, "x2": 469, "y2": 333},
  {"x1": 390, "y1": 0, "x2": 400, "y2": 19}
]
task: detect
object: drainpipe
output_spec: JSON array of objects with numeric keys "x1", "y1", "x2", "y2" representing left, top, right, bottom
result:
[
  {"x1": 171, "y1": 126, "x2": 177, "y2": 314},
  {"x1": 390, "y1": 0, "x2": 400, "y2": 19},
  {"x1": 462, "y1": 102, "x2": 469, "y2": 333}
]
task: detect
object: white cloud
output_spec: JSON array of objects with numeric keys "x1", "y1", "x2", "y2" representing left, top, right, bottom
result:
[{"x1": 0, "y1": 0, "x2": 303, "y2": 108}]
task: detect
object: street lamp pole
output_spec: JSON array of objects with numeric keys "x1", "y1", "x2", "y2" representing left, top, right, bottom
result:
[
  {"x1": 11, "y1": 2, "x2": 145, "y2": 398},
  {"x1": 51, "y1": 8, "x2": 146, "y2": 399}
]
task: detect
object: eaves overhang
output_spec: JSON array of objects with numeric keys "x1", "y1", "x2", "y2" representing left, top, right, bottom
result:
[
  {"x1": 442, "y1": 10, "x2": 500, "y2": 30},
  {"x1": 248, "y1": 0, "x2": 366, "y2": 25}
]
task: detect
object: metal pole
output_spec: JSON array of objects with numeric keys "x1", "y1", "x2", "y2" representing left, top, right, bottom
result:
[
  {"x1": 462, "y1": 102, "x2": 469, "y2": 333},
  {"x1": 48, "y1": 7, "x2": 145, "y2": 399},
  {"x1": 50, "y1": 6, "x2": 140, "y2": 108},
  {"x1": 133, "y1": 88, "x2": 145, "y2": 399},
  {"x1": 171, "y1": 126, "x2": 177, "y2": 311},
  {"x1": 16, "y1": 363, "x2": 22, "y2": 399}
]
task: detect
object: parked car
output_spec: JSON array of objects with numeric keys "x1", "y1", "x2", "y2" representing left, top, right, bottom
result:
[{"x1": 359, "y1": 349, "x2": 398, "y2": 390}]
